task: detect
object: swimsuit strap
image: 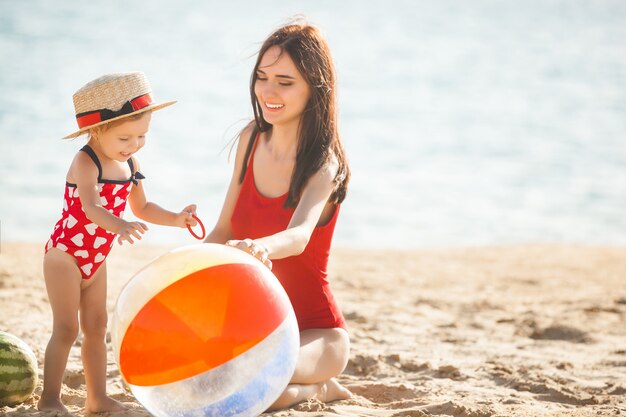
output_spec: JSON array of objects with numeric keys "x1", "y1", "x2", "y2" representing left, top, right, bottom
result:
[
  {"x1": 78, "y1": 145, "x2": 144, "y2": 185},
  {"x1": 127, "y1": 155, "x2": 136, "y2": 174},
  {"x1": 238, "y1": 126, "x2": 260, "y2": 183},
  {"x1": 127, "y1": 156, "x2": 145, "y2": 185},
  {"x1": 249, "y1": 128, "x2": 261, "y2": 164},
  {"x1": 80, "y1": 145, "x2": 102, "y2": 181}
]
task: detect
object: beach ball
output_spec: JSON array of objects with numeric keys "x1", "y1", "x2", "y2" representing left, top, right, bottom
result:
[
  {"x1": 0, "y1": 331, "x2": 38, "y2": 406},
  {"x1": 111, "y1": 243, "x2": 299, "y2": 417}
]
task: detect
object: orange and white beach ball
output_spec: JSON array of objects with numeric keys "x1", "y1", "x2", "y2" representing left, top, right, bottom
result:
[{"x1": 111, "y1": 243, "x2": 299, "y2": 417}]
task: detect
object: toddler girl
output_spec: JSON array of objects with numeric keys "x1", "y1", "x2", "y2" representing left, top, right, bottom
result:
[{"x1": 38, "y1": 72, "x2": 197, "y2": 413}]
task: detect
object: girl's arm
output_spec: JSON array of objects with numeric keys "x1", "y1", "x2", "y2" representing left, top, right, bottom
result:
[
  {"x1": 127, "y1": 156, "x2": 196, "y2": 228},
  {"x1": 228, "y1": 155, "x2": 339, "y2": 263},
  {"x1": 72, "y1": 152, "x2": 147, "y2": 244},
  {"x1": 204, "y1": 124, "x2": 255, "y2": 244}
]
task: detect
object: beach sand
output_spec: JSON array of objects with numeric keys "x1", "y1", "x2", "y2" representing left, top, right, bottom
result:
[{"x1": 1, "y1": 242, "x2": 625, "y2": 417}]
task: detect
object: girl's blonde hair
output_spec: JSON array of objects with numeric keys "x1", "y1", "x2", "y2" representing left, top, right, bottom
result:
[{"x1": 88, "y1": 111, "x2": 151, "y2": 138}]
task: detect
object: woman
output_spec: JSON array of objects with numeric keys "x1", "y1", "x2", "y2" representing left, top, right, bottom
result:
[{"x1": 204, "y1": 21, "x2": 352, "y2": 409}]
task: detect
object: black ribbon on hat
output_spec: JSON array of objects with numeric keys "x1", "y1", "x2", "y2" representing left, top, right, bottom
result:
[{"x1": 99, "y1": 100, "x2": 135, "y2": 121}]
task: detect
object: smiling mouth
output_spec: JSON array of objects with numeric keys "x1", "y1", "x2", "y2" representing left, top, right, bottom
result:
[{"x1": 265, "y1": 102, "x2": 284, "y2": 109}]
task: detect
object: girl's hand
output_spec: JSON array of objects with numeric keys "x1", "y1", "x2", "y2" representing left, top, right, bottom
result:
[
  {"x1": 117, "y1": 221, "x2": 149, "y2": 245},
  {"x1": 175, "y1": 204, "x2": 198, "y2": 228},
  {"x1": 226, "y1": 238, "x2": 272, "y2": 269}
]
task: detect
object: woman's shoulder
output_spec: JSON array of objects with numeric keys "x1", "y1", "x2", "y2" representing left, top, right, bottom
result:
[
  {"x1": 238, "y1": 123, "x2": 257, "y2": 148},
  {"x1": 301, "y1": 154, "x2": 339, "y2": 197},
  {"x1": 318, "y1": 153, "x2": 340, "y2": 181},
  {"x1": 233, "y1": 122, "x2": 258, "y2": 162}
]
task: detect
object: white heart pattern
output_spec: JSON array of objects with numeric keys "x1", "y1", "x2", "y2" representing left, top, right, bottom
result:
[
  {"x1": 46, "y1": 240, "x2": 53, "y2": 251},
  {"x1": 81, "y1": 263, "x2": 93, "y2": 276},
  {"x1": 73, "y1": 188, "x2": 79, "y2": 198},
  {"x1": 71, "y1": 233, "x2": 84, "y2": 247},
  {"x1": 63, "y1": 199, "x2": 68, "y2": 212},
  {"x1": 100, "y1": 196, "x2": 108, "y2": 206},
  {"x1": 57, "y1": 243, "x2": 68, "y2": 252},
  {"x1": 94, "y1": 253, "x2": 105, "y2": 263},
  {"x1": 84, "y1": 223, "x2": 98, "y2": 235},
  {"x1": 113, "y1": 184, "x2": 123, "y2": 195},
  {"x1": 67, "y1": 214, "x2": 78, "y2": 229},
  {"x1": 94, "y1": 237, "x2": 107, "y2": 249},
  {"x1": 114, "y1": 197, "x2": 125, "y2": 207},
  {"x1": 74, "y1": 250, "x2": 89, "y2": 259}
]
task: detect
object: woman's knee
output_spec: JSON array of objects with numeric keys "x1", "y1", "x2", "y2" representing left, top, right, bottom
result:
[
  {"x1": 297, "y1": 328, "x2": 351, "y2": 381},
  {"x1": 328, "y1": 328, "x2": 350, "y2": 373}
]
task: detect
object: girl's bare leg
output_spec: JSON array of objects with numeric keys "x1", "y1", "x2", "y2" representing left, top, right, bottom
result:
[
  {"x1": 80, "y1": 262, "x2": 126, "y2": 413},
  {"x1": 268, "y1": 328, "x2": 351, "y2": 410},
  {"x1": 37, "y1": 249, "x2": 82, "y2": 412}
]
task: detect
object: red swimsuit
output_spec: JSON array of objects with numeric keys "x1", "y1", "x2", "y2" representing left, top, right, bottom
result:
[
  {"x1": 231, "y1": 134, "x2": 346, "y2": 330},
  {"x1": 45, "y1": 145, "x2": 144, "y2": 279}
]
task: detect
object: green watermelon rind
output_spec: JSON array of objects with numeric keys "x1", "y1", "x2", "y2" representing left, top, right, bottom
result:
[{"x1": 0, "y1": 332, "x2": 38, "y2": 406}]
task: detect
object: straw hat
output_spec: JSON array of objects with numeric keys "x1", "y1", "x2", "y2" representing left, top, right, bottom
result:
[{"x1": 63, "y1": 72, "x2": 176, "y2": 139}]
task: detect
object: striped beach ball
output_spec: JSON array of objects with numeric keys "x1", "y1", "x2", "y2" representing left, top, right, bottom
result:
[{"x1": 111, "y1": 244, "x2": 299, "y2": 417}]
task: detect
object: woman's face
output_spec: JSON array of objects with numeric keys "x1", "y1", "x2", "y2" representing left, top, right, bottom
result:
[{"x1": 254, "y1": 46, "x2": 311, "y2": 128}]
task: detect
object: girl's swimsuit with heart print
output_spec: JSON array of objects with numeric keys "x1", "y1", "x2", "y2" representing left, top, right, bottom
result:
[{"x1": 45, "y1": 145, "x2": 145, "y2": 279}]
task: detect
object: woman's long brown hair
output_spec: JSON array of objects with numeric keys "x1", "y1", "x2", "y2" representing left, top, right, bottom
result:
[{"x1": 240, "y1": 21, "x2": 350, "y2": 208}]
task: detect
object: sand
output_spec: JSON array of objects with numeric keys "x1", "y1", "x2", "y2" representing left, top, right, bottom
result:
[{"x1": 0, "y1": 242, "x2": 625, "y2": 417}]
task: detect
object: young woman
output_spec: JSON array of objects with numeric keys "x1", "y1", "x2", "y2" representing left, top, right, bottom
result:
[{"x1": 204, "y1": 21, "x2": 352, "y2": 409}]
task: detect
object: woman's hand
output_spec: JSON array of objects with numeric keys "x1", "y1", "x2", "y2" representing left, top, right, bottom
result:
[
  {"x1": 226, "y1": 238, "x2": 272, "y2": 269},
  {"x1": 175, "y1": 204, "x2": 198, "y2": 228},
  {"x1": 117, "y1": 220, "x2": 149, "y2": 245}
]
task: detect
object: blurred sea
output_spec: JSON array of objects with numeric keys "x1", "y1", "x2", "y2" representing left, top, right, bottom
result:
[{"x1": 1, "y1": 0, "x2": 625, "y2": 249}]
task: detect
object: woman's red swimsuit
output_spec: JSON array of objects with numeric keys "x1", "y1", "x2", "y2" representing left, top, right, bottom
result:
[
  {"x1": 45, "y1": 145, "x2": 144, "y2": 279},
  {"x1": 231, "y1": 134, "x2": 346, "y2": 330}
]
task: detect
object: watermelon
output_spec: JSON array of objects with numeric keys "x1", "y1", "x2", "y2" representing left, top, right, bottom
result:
[{"x1": 0, "y1": 331, "x2": 38, "y2": 406}]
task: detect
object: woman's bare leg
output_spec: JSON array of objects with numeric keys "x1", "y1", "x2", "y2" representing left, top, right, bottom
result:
[{"x1": 268, "y1": 328, "x2": 351, "y2": 410}]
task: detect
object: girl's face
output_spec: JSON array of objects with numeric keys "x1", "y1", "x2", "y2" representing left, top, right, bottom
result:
[
  {"x1": 94, "y1": 112, "x2": 151, "y2": 162},
  {"x1": 254, "y1": 46, "x2": 311, "y2": 128}
]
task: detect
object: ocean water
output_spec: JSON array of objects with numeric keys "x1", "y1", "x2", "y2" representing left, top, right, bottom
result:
[{"x1": 1, "y1": 0, "x2": 625, "y2": 249}]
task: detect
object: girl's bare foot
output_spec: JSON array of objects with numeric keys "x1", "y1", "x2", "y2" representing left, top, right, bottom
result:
[
  {"x1": 317, "y1": 378, "x2": 352, "y2": 402},
  {"x1": 85, "y1": 396, "x2": 127, "y2": 414},
  {"x1": 37, "y1": 396, "x2": 68, "y2": 412}
]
